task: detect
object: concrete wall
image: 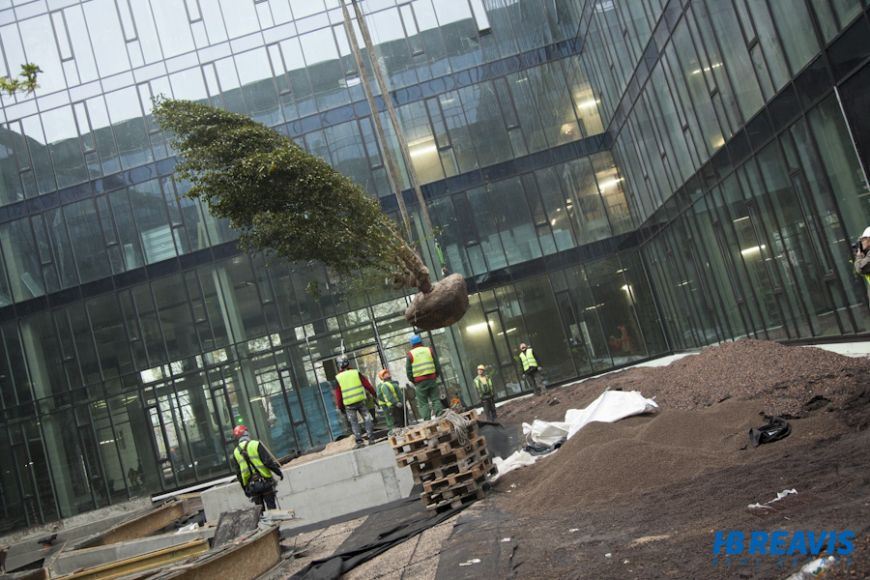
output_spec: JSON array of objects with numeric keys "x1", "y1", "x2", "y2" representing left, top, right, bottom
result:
[{"x1": 201, "y1": 442, "x2": 413, "y2": 528}]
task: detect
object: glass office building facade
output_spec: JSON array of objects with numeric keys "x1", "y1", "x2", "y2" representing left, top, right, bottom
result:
[{"x1": 0, "y1": 0, "x2": 867, "y2": 531}]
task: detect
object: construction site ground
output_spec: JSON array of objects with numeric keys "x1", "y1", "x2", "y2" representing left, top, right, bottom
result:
[
  {"x1": 4, "y1": 340, "x2": 869, "y2": 579},
  {"x1": 275, "y1": 339, "x2": 870, "y2": 579}
]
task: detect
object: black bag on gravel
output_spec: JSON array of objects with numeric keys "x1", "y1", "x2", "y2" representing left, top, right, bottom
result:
[
  {"x1": 524, "y1": 437, "x2": 566, "y2": 456},
  {"x1": 749, "y1": 416, "x2": 791, "y2": 447}
]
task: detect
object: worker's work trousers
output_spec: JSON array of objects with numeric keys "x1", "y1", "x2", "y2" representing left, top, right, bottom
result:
[
  {"x1": 345, "y1": 401, "x2": 374, "y2": 442},
  {"x1": 415, "y1": 378, "x2": 443, "y2": 420},
  {"x1": 251, "y1": 490, "x2": 277, "y2": 510},
  {"x1": 247, "y1": 480, "x2": 277, "y2": 510},
  {"x1": 381, "y1": 405, "x2": 406, "y2": 431},
  {"x1": 525, "y1": 368, "x2": 545, "y2": 396},
  {"x1": 480, "y1": 395, "x2": 497, "y2": 422}
]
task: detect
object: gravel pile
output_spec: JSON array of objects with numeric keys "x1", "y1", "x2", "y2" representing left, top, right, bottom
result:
[
  {"x1": 498, "y1": 339, "x2": 870, "y2": 514},
  {"x1": 635, "y1": 339, "x2": 870, "y2": 417},
  {"x1": 509, "y1": 400, "x2": 758, "y2": 514},
  {"x1": 499, "y1": 339, "x2": 870, "y2": 421}
]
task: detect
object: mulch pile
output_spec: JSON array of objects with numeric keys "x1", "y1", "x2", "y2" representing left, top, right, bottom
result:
[
  {"x1": 499, "y1": 339, "x2": 870, "y2": 421},
  {"x1": 630, "y1": 339, "x2": 870, "y2": 417},
  {"x1": 466, "y1": 340, "x2": 870, "y2": 578},
  {"x1": 495, "y1": 339, "x2": 870, "y2": 515},
  {"x1": 504, "y1": 399, "x2": 845, "y2": 515}
]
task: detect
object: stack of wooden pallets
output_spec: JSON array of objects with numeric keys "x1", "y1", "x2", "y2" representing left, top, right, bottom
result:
[{"x1": 389, "y1": 410, "x2": 496, "y2": 511}]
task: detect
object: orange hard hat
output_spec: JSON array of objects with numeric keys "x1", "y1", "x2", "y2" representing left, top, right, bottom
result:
[{"x1": 377, "y1": 368, "x2": 391, "y2": 380}]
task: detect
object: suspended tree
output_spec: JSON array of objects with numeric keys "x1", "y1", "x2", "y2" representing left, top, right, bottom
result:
[{"x1": 153, "y1": 99, "x2": 468, "y2": 330}]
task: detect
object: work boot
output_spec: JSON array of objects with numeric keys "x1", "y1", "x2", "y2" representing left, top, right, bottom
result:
[{"x1": 353, "y1": 440, "x2": 364, "y2": 449}]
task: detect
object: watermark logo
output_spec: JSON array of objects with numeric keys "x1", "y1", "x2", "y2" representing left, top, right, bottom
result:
[{"x1": 712, "y1": 530, "x2": 855, "y2": 570}]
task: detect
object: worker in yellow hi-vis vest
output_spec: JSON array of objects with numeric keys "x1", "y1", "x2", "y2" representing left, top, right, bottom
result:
[
  {"x1": 230, "y1": 425, "x2": 283, "y2": 510},
  {"x1": 854, "y1": 226, "x2": 870, "y2": 308},
  {"x1": 519, "y1": 342, "x2": 545, "y2": 396},
  {"x1": 333, "y1": 357, "x2": 377, "y2": 448},
  {"x1": 376, "y1": 368, "x2": 405, "y2": 433},
  {"x1": 474, "y1": 364, "x2": 497, "y2": 421},
  {"x1": 406, "y1": 334, "x2": 442, "y2": 420}
]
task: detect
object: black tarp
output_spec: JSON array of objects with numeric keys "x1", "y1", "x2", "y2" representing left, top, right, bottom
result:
[
  {"x1": 477, "y1": 422, "x2": 523, "y2": 460},
  {"x1": 290, "y1": 493, "x2": 465, "y2": 580}
]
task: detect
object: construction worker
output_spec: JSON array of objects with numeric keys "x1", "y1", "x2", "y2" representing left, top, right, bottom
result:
[
  {"x1": 854, "y1": 226, "x2": 870, "y2": 307},
  {"x1": 474, "y1": 364, "x2": 497, "y2": 421},
  {"x1": 519, "y1": 342, "x2": 545, "y2": 396},
  {"x1": 230, "y1": 425, "x2": 283, "y2": 510},
  {"x1": 376, "y1": 369, "x2": 405, "y2": 433},
  {"x1": 406, "y1": 334, "x2": 442, "y2": 420},
  {"x1": 334, "y1": 357, "x2": 376, "y2": 448}
]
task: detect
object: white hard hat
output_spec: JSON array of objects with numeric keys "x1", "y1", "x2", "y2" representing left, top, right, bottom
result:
[{"x1": 862, "y1": 226, "x2": 870, "y2": 239}]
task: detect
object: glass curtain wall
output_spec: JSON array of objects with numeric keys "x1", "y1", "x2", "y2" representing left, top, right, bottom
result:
[
  {"x1": 0, "y1": 243, "x2": 666, "y2": 530},
  {"x1": 2, "y1": 0, "x2": 870, "y2": 536},
  {"x1": 610, "y1": 2, "x2": 870, "y2": 347}
]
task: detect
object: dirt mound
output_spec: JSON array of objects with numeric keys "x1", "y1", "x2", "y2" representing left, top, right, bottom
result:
[
  {"x1": 487, "y1": 424, "x2": 870, "y2": 579},
  {"x1": 499, "y1": 340, "x2": 870, "y2": 421},
  {"x1": 504, "y1": 399, "x2": 850, "y2": 516},
  {"x1": 639, "y1": 340, "x2": 870, "y2": 416},
  {"x1": 482, "y1": 341, "x2": 870, "y2": 577}
]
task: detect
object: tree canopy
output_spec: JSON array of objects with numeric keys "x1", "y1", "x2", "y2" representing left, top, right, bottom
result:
[
  {"x1": 0, "y1": 63, "x2": 41, "y2": 95},
  {"x1": 153, "y1": 98, "x2": 430, "y2": 291}
]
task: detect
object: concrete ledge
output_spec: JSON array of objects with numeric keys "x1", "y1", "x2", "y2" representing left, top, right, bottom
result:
[
  {"x1": 201, "y1": 442, "x2": 413, "y2": 529},
  {"x1": 0, "y1": 498, "x2": 153, "y2": 549},
  {"x1": 49, "y1": 529, "x2": 215, "y2": 576}
]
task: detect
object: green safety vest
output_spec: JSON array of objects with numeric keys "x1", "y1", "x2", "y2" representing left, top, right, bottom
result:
[
  {"x1": 233, "y1": 440, "x2": 272, "y2": 486},
  {"x1": 409, "y1": 346, "x2": 436, "y2": 378},
  {"x1": 336, "y1": 369, "x2": 366, "y2": 406},
  {"x1": 377, "y1": 380, "x2": 400, "y2": 407},
  {"x1": 520, "y1": 348, "x2": 538, "y2": 371},
  {"x1": 474, "y1": 375, "x2": 494, "y2": 396}
]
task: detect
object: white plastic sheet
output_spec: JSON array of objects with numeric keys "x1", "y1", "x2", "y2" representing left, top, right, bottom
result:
[
  {"x1": 494, "y1": 390, "x2": 658, "y2": 480},
  {"x1": 561, "y1": 390, "x2": 658, "y2": 440},
  {"x1": 522, "y1": 390, "x2": 658, "y2": 445},
  {"x1": 491, "y1": 450, "x2": 537, "y2": 482},
  {"x1": 522, "y1": 420, "x2": 570, "y2": 446}
]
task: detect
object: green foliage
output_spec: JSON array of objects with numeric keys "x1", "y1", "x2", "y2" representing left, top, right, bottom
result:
[
  {"x1": 0, "y1": 63, "x2": 41, "y2": 96},
  {"x1": 153, "y1": 98, "x2": 415, "y2": 282}
]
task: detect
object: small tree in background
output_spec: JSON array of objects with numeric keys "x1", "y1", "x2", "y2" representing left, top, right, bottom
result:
[
  {"x1": 0, "y1": 63, "x2": 41, "y2": 95},
  {"x1": 154, "y1": 98, "x2": 468, "y2": 330}
]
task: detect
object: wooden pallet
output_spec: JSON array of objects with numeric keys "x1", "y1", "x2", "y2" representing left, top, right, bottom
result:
[
  {"x1": 426, "y1": 488, "x2": 486, "y2": 512},
  {"x1": 422, "y1": 462, "x2": 495, "y2": 494},
  {"x1": 394, "y1": 429, "x2": 473, "y2": 464},
  {"x1": 421, "y1": 474, "x2": 491, "y2": 503},
  {"x1": 397, "y1": 433, "x2": 486, "y2": 468},
  {"x1": 412, "y1": 448, "x2": 491, "y2": 484},
  {"x1": 388, "y1": 410, "x2": 478, "y2": 448},
  {"x1": 387, "y1": 410, "x2": 494, "y2": 512}
]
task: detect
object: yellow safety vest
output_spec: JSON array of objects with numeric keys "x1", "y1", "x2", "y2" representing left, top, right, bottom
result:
[
  {"x1": 410, "y1": 346, "x2": 436, "y2": 378},
  {"x1": 233, "y1": 440, "x2": 272, "y2": 486},
  {"x1": 336, "y1": 369, "x2": 366, "y2": 406},
  {"x1": 474, "y1": 375, "x2": 493, "y2": 396},
  {"x1": 377, "y1": 380, "x2": 400, "y2": 407},
  {"x1": 519, "y1": 348, "x2": 538, "y2": 371}
]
